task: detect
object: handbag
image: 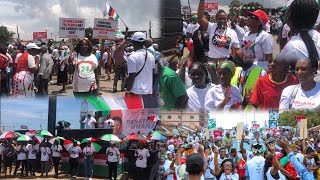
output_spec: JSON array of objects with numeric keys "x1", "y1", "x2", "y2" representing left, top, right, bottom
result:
[{"x1": 124, "y1": 50, "x2": 148, "y2": 89}]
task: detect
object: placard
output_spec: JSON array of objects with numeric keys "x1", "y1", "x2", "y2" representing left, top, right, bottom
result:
[
  {"x1": 213, "y1": 130, "x2": 223, "y2": 139},
  {"x1": 33, "y1": 32, "x2": 47, "y2": 43},
  {"x1": 204, "y1": 2, "x2": 218, "y2": 15},
  {"x1": 236, "y1": 122, "x2": 244, "y2": 140},
  {"x1": 207, "y1": 118, "x2": 216, "y2": 129},
  {"x1": 300, "y1": 118, "x2": 308, "y2": 140},
  {"x1": 92, "y1": 18, "x2": 118, "y2": 40},
  {"x1": 59, "y1": 18, "x2": 85, "y2": 38}
]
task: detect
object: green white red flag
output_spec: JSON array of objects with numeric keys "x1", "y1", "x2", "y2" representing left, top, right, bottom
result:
[{"x1": 106, "y1": 3, "x2": 119, "y2": 21}]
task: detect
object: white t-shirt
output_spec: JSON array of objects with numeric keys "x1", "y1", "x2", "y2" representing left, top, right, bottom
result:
[
  {"x1": 279, "y1": 82, "x2": 320, "y2": 111},
  {"x1": 204, "y1": 156, "x2": 216, "y2": 179},
  {"x1": 246, "y1": 156, "x2": 265, "y2": 179},
  {"x1": 234, "y1": 25, "x2": 247, "y2": 43},
  {"x1": 219, "y1": 173, "x2": 239, "y2": 180},
  {"x1": 83, "y1": 117, "x2": 97, "y2": 129},
  {"x1": 242, "y1": 31, "x2": 273, "y2": 70},
  {"x1": 245, "y1": 150, "x2": 254, "y2": 161},
  {"x1": 205, "y1": 84, "x2": 242, "y2": 111},
  {"x1": 160, "y1": 160, "x2": 174, "y2": 180},
  {"x1": 73, "y1": 54, "x2": 98, "y2": 92},
  {"x1": 187, "y1": 84, "x2": 213, "y2": 112},
  {"x1": 275, "y1": 20, "x2": 283, "y2": 30},
  {"x1": 16, "y1": 145, "x2": 27, "y2": 160},
  {"x1": 295, "y1": 153, "x2": 304, "y2": 163},
  {"x1": 306, "y1": 158, "x2": 316, "y2": 174},
  {"x1": 40, "y1": 147, "x2": 51, "y2": 162},
  {"x1": 277, "y1": 30, "x2": 320, "y2": 63},
  {"x1": 265, "y1": 23, "x2": 271, "y2": 33},
  {"x1": 187, "y1": 23, "x2": 200, "y2": 36},
  {"x1": 127, "y1": 49, "x2": 155, "y2": 95},
  {"x1": 135, "y1": 148, "x2": 150, "y2": 168},
  {"x1": 83, "y1": 146, "x2": 96, "y2": 158},
  {"x1": 106, "y1": 147, "x2": 120, "y2": 162},
  {"x1": 27, "y1": 144, "x2": 39, "y2": 160},
  {"x1": 176, "y1": 68, "x2": 192, "y2": 89},
  {"x1": 266, "y1": 167, "x2": 286, "y2": 180},
  {"x1": 207, "y1": 22, "x2": 240, "y2": 59},
  {"x1": 103, "y1": 52, "x2": 109, "y2": 64},
  {"x1": 51, "y1": 145, "x2": 63, "y2": 157},
  {"x1": 69, "y1": 146, "x2": 82, "y2": 158},
  {"x1": 282, "y1": 24, "x2": 290, "y2": 41}
]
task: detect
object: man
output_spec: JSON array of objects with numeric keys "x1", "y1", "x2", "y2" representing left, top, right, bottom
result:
[
  {"x1": 40, "y1": 141, "x2": 51, "y2": 177},
  {"x1": 111, "y1": 116, "x2": 125, "y2": 139},
  {"x1": 187, "y1": 15, "x2": 200, "y2": 41},
  {"x1": 37, "y1": 45, "x2": 53, "y2": 95},
  {"x1": 14, "y1": 142, "x2": 27, "y2": 177},
  {"x1": 106, "y1": 141, "x2": 120, "y2": 180},
  {"x1": 68, "y1": 141, "x2": 82, "y2": 178},
  {"x1": 240, "y1": 133, "x2": 254, "y2": 161},
  {"x1": 217, "y1": 147, "x2": 227, "y2": 166},
  {"x1": 83, "y1": 141, "x2": 96, "y2": 180},
  {"x1": 82, "y1": 114, "x2": 96, "y2": 129},
  {"x1": 186, "y1": 153, "x2": 205, "y2": 180},
  {"x1": 26, "y1": 140, "x2": 38, "y2": 177},
  {"x1": 245, "y1": 144, "x2": 265, "y2": 179},
  {"x1": 11, "y1": 43, "x2": 39, "y2": 97},
  {"x1": 126, "y1": 32, "x2": 155, "y2": 96},
  {"x1": 135, "y1": 143, "x2": 150, "y2": 180},
  {"x1": 220, "y1": 132, "x2": 232, "y2": 151},
  {"x1": 112, "y1": 27, "x2": 129, "y2": 93},
  {"x1": 51, "y1": 140, "x2": 63, "y2": 178},
  {"x1": 159, "y1": 154, "x2": 174, "y2": 180}
]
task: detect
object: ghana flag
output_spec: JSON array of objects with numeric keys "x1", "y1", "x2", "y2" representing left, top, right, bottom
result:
[{"x1": 106, "y1": 3, "x2": 119, "y2": 21}]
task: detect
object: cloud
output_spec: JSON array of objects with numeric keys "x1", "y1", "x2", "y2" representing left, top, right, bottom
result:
[{"x1": 0, "y1": 0, "x2": 161, "y2": 40}]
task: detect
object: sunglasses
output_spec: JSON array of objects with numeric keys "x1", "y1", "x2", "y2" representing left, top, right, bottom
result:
[{"x1": 223, "y1": 163, "x2": 232, "y2": 167}]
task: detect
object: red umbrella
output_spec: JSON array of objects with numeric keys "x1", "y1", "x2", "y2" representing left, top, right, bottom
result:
[
  {"x1": 124, "y1": 134, "x2": 148, "y2": 141},
  {"x1": 63, "y1": 140, "x2": 80, "y2": 151},
  {"x1": 0, "y1": 131, "x2": 20, "y2": 139}
]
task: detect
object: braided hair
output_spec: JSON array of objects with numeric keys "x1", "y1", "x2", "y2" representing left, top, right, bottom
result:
[{"x1": 288, "y1": 0, "x2": 320, "y2": 70}]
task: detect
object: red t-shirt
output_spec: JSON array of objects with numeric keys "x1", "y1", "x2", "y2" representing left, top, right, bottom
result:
[
  {"x1": 251, "y1": 74, "x2": 298, "y2": 110},
  {"x1": 237, "y1": 158, "x2": 246, "y2": 178}
]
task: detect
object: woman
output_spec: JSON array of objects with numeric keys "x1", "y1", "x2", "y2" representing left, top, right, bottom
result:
[
  {"x1": 73, "y1": 38, "x2": 99, "y2": 96},
  {"x1": 263, "y1": 144, "x2": 286, "y2": 180},
  {"x1": 205, "y1": 61, "x2": 242, "y2": 111},
  {"x1": 211, "y1": 148, "x2": 239, "y2": 180},
  {"x1": 187, "y1": 62, "x2": 212, "y2": 112},
  {"x1": 3, "y1": 141, "x2": 16, "y2": 177},
  {"x1": 51, "y1": 140, "x2": 63, "y2": 178},
  {"x1": 251, "y1": 59, "x2": 298, "y2": 110},
  {"x1": 277, "y1": 0, "x2": 320, "y2": 69},
  {"x1": 279, "y1": 58, "x2": 320, "y2": 111}
]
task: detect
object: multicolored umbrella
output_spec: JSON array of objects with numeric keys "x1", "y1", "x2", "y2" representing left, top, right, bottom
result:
[
  {"x1": 63, "y1": 139, "x2": 80, "y2": 151},
  {"x1": 100, "y1": 134, "x2": 122, "y2": 142},
  {"x1": 81, "y1": 137, "x2": 98, "y2": 144},
  {"x1": 35, "y1": 130, "x2": 53, "y2": 137},
  {"x1": 17, "y1": 135, "x2": 32, "y2": 142},
  {"x1": 83, "y1": 142, "x2": 102, "y2": 153},
  {"x1": 49, "y1": 136, "x2": 66, "y2": 144},
  {"x1": 25, "y1": 130, "x2": 36, "y2": 136},
  {"x1": 124, "y1": 133, "x2": 148, "y2": 141},
  {"x1": 0, "y1": 131, "x2": 21, "y2": 139},
  {"x1": 150, "y1": 131, "x2": 167, "y2": 141},
  {"x1": 34, "y1": 134, "x2": 44, "y2": 143}
]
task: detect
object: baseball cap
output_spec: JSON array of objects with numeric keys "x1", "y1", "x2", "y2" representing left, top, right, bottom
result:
[
  {"x1": 186, "y1": 153, "x2": 204, "y2": 175},
  {"x1": 246, "y1": 10, "x2": 268, "y2": 26},
  {"x1": 191, "y1": 15, "x2": 198, "y2": 20},
  {"x1": 26, "y1": 43, "x2": 40, "y2": 50},
  {"x1": 131, "y1": 32, "x2": 146, "y2": 42},
  {"x1": 310, "y1": 138, "x2": 315, "y2": 142}
]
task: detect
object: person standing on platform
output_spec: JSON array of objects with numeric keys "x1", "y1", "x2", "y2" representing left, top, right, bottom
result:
[
  {"x1": 83, "y1": 114, "x2": 96, "y2": 129},
  {"x1": 83, "y1": 141, "x2": 96, "y2": 180},
  {"x1": 106, "y1": 141, "x2": 120, "y2": 180},
  {"x1": 68, "y1": 141, "x2": 82, "y2": 178}
]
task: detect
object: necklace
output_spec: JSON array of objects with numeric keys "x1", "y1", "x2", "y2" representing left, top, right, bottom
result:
[{"x1": 269, "y1": 74, "x2": 287, "y2": 85}]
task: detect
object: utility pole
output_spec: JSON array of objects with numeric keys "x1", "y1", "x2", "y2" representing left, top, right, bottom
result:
[
  {"x1": 50, "y1": 33, "x2": 53, "y2": 39},
  {"x1": 149, "y1": 21, "x2": 152, "y2": 38},
  {"x1": 54, "y1": 35, "x2": 57, "y2": 41}
]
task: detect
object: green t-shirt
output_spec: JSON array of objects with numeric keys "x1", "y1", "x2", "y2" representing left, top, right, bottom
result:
[{"x1": 160, "y1": 66, "x2": 187, "y2": 110}]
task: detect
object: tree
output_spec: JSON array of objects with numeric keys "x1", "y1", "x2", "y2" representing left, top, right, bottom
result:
[
  {"x1": 278, "y1": 110, "x2": 320, "y2": 128},
  {"x1": 229, "y1": 0, "x2": 241, "y2": 17},
  {"x1": 240, "y1": 2, "x2": 267, "y2": 16},
  {"x1": 0, "y1": 26, "x2": 15, "y2": 44}
]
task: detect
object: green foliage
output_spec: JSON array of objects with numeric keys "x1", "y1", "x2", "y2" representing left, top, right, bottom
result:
[
  {"x1": 240, "y1": 2, "x2": 268, "y2": 16},
  {"x1": 0, "y1": 26, "x2": 15, "y2": 44},
  {"x1": 229, "y1": 0, "x2": 241, "y2": 17},
  {"x1": 278, "y1": 110, "x2": 320, "y2": 128}
]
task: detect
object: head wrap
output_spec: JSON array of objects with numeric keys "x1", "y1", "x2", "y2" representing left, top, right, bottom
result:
[{"x1": 218, "y1": 60, "x2": 236, "y2": 76}]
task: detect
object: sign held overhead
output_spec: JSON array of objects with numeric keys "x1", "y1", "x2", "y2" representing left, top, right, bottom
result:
[
  {"x1": 92, "y1": 18, "x2": 118, "y2": 40},
  {"x1": 59, "y1": 18, "x2": 85, "y2": 39}
]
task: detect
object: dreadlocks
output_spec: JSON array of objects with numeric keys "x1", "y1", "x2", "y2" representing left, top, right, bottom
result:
[{"x1": 288, "y1": 0, "x2": 320, "y2": 70}]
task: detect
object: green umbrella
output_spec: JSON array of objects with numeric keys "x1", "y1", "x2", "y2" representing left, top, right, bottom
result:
[
  {"x1": 85, "y1": 142, "x2": 102, "y2": 153},
  {"x1": 81, "y1": 137, "x2": 98, "y2": 144},
  {"x1": 17, "y1": 135, "x2": 32, "y2": 142},
  {"x1": 100, "y1": 134, "x2": 122, "y2": 142},
  {"x1": 35, "y1": 130, "x2": 53, "y2": 137}
]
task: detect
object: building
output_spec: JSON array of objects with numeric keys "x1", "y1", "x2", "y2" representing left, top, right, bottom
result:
[{"x1": 160, "y1": 110, "x2": 207, "y2": 127}]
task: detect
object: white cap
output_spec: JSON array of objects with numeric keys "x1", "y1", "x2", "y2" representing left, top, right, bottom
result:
[
  {"x1": 131, "y1": 32, "x2": 146, "y2": 42},
  {"x1": 110, "y1": 141, "x2": 116, "y2": 144},
  {"x1": 26, "y1": 43, "x2": 40, "y2": 50}
]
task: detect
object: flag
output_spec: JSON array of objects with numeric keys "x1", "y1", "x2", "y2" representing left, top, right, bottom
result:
[
  {"x1": 148, "y1": 116, "x2": 157, "y2": 121},
  {"x1": 207, "y1": 118, "x2": 216, "y2": 129},
  {"x1": 106, "y1": 3, "x2": 119, "y2": 21}
]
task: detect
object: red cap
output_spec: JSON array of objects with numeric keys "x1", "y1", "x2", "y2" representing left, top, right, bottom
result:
[{"x1": 246, "y1": 10, "x2": 268, "y2": 25}]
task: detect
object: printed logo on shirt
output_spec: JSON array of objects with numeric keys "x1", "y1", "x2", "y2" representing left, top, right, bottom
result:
[
  {"x1": 242, "y1": 40, "x2": 256, "y2": 61},
  {"x1": 109, "y1": 152, "x2": 114, "y2": 156},
  {"x1": 138, "y1": 155, "x2": 143, "y2": 160},
  {"x1": 71, "y1": 151, "x2": 75, "y2": 154},
  {"x1": 43, "y1": 152, "x2": 47, "y2": 156},
  {"x1": 293, "y1": 101, "x2": 316, "y2": 108},
  {"x1": 212, "y1": 33, "x2": 231, "y2": 49}
]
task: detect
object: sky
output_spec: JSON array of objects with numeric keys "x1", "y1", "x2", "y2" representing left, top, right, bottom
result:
[
  {"x1": 181, "y1": 0, "x2": 288, "y2": 11},
  {"x1": 0, "y1": 0, "x2": 161, "y2": 40},
  {"x1": 0, "y1": 96, "x2": 95, "y2": 131}
]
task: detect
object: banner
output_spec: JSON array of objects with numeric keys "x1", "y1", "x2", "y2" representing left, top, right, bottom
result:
[
  {"x1": 236, "y1": 122, "x2": 244, "y2": 140},
  {"x1": 213, "y1": 130, "x2": 222, "y2": 139},
  {"x1": 59, "y1": 18, "x2": 85, "y2": 38},
  {"x1": 33, "y1": 32, "x2": 47, "y2": 43},
  {"x1": 207, "y1": 118, "x2": 216, "y2": 129},
  {"x1": 92, "y1": 18, "x2": 118, "y2": 40},
  {"x1": 109, "y1": 108, "x2": 159, "y2": 137},
  {"x1": 204, "y1": 2, "x2": 218, "y2": 15}
]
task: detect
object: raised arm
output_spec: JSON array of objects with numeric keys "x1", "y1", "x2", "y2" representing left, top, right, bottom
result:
[{"x1": 197, "y1": 0, "x2": 209, "y2": 31}]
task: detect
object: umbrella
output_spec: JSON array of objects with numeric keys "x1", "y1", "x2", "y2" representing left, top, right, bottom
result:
[
  {"x1": 34, "y1": 134, "x2": 44, "y2": 143},
  {"x1": 25, "y1": 130, "x2": 36, "y2": 136},
  {"x1": 124, "y1": 134, "x2": 148, "y2": 141},
  {"x1": 63, "y1": 139, "x2": 80, "y2": 151},
  {"x1": 49, "y1": 136, "x2": 66, "y2": 144},
  {"x1": 100, "y1": 134, "x2": 122, "y2": 142},
  {"x1": 0, "y1": 131, "x2": 20, "y2": 139},
  {"x1": 35, "y1": 130, "x2": 53, "y2": 137},
  {"x1": 83, "y1": 142, "x2": 102, "y2": 153},
  {"x1": 81, "y1": 137, "x2": 98, "y2": 144},
  {"x1": 150, "y1": 131, "x2": 167, "y2": 141},
  {"x1": 17, "y1": 135, "x2": 32, "y2": 142}
]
